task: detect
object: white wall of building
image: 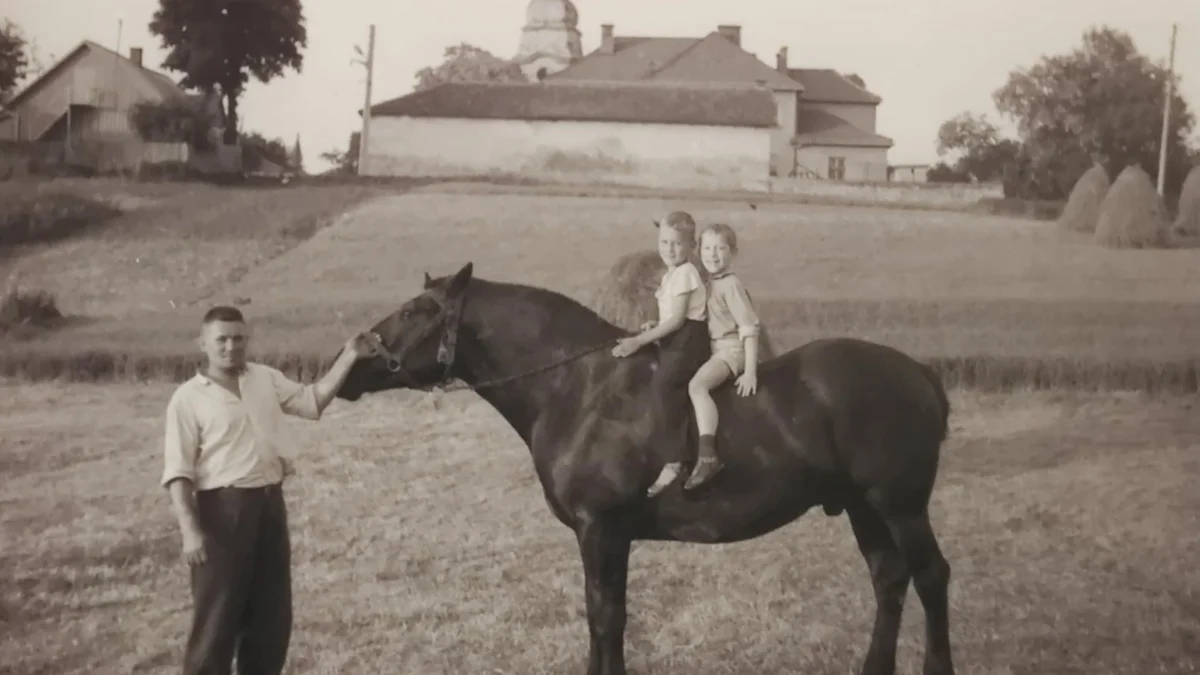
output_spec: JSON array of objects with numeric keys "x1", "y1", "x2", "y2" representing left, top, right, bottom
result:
[{"x1": 363, "y1": 116, "x2": 772, "y2": 191}]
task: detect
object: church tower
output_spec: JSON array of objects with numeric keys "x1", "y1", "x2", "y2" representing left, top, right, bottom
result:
[{"x1": 512, "y1": 0, "x2": 583, "y2": 82}]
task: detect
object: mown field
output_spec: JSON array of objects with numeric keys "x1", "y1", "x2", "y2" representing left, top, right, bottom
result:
[
  {"x1": 3, "y1": 183, "x2": 1200, "y2": 390},
  {"x1": 2, "y1": 181, "x2": 1199, "y2": 674},
  {"x1": 1, "y1": 382, "x2": 1197, "y2": 675}
]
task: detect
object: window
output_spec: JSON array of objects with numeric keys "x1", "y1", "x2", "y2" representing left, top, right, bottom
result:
[{"x1": 828, "y1": 156, "x2": 846, "y2": 181}]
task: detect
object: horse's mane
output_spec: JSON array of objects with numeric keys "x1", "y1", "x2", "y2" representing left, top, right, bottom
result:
[{"x1": 463, "y1": 277, "x2": 633, "y2": 345}]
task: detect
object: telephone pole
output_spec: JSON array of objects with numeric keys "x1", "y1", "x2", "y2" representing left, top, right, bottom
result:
[
  {"x1": 352, "y1": 24, "x2": 376, "y2": 176},
  {"x1": 1157, "y1": 23, "x2": 1178, "y2": 197}
]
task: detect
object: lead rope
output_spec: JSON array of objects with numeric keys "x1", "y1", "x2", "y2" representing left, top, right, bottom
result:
[{"x1": 337, "y1": 309, "x2": 620, "y2": 399}]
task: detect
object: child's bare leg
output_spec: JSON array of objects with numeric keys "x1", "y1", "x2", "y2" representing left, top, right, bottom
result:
[{"x1": 685, "y1": 359, "x2": 733, "y2": 490}]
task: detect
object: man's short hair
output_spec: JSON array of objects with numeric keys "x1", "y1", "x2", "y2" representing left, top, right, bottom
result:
[{"x1": 202, "y1": 305, "x2": 246, "y2": 324}]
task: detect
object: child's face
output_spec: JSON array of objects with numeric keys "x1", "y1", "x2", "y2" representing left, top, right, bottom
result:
[
  {"x1": 700, "y1": 232, "x2": 734, "y2": 275},
  {"x1": 657, "y1": 225, "x2": 692, "y2": 267}
]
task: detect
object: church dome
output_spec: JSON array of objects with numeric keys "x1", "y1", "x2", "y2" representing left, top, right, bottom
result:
[{"x1": 525, "y1": 0, "x2": 578, "y2": 28}]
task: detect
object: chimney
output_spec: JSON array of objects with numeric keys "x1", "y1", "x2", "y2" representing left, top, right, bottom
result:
[
  {"x1": 600, "y1": 24, "x2": 615, "y2": 54},
  {"x1": 129, "y1": 47, "x2": 143, "y2": 67},
  {"x1": 717, "y1": 25, "x2": 741, "y2": 47},
  {"x1": 776, "y1": 46, "x2": 788, "y2": 73}
]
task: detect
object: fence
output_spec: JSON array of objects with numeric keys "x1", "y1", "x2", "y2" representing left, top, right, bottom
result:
[{"x1": 0, "y1": 139, "x2": 244, "y2": 179}]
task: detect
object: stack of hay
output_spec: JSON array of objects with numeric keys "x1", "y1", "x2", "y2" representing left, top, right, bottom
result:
[
  {"x1": 589, "y1": 249, "x2": 778, "y2": 360},
  {"x1": 1172, "y1": 164, "x2": 1200, "y2": 238},
  {"x1": 1093, "y1": 165, "x2": 1172, "y2": 249},
  {"x1": 1057, "y1": 164, "x2": 1111, "y2": 234}
]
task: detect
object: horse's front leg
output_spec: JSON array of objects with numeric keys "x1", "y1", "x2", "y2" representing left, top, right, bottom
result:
[{"x1": 575, "y1": 514, "x2": 633, "y2": 675}]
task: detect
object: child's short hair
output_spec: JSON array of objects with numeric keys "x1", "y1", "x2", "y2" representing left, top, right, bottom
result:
[
  {"x1": 701, "y1": 223, "x2": 739, "y2": 252},
  {"x1": 657, "y1": 210, "x2": 697, "y2": 241}
]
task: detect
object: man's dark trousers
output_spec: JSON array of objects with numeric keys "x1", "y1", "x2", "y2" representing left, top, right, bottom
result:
[{"x1": 183, "y1": 483, "x2": 292, "y2": 675}]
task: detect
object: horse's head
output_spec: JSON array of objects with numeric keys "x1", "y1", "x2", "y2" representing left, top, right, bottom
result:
[{"x1": 335, "y1": 262, "x2": 474, "y2": 401}]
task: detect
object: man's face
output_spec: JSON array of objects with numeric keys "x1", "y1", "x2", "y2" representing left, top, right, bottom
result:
[{"x1": 200, "y1": 320, "x2": 249, "y2": 373}]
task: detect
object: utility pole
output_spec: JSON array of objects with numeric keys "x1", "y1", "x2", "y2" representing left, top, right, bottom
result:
[
  {"x1": 1157, "y1": 23, "x2": 1178, "y2": 197},
  {"x1": 352, "y1": 25, "x2": 376, "y2": 176}
]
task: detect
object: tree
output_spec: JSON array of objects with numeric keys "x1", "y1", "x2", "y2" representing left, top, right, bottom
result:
[
  {"x1": 128, "y1": 99, "x2": 215, "y2": 150},
  {"x1": 0, "y1": 20, "x2": 29, "y2": 103},
  {"x1": 290, "y1": 134, "x2": 303, "y2": 172},
  {"x1": 992, "y1": 26, "x2": 1196, "y2": 198},
  {"x1": 240, "y1": 130, "x2": 289, "y2": 171},
  {"x1": 934, "y1": 112, "x2": 1023, "y2": 183},
  {"x1": 149, "y1": 0, "x2": 307, "y2": 144},
  {"x1": 413, "y1": 43, "x2": 526, "y2": 93},
  {"x1": 319, "y1": 148, "x2": 356, "y2": 175}
]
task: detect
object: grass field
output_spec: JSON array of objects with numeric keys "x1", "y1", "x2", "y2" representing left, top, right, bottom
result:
[
  {"x1": 2, "y1": 178, "x2": 401, "y2": 318},
  {"x1": 1, "y1": 382, "x2": 1198, "y2": 675},
  {"x1": 2, "y1": 181, "x2": 1200, "y2": 674},
  {"x1": 3, "y1": 183, "x2": 1200, "y2": 390}
]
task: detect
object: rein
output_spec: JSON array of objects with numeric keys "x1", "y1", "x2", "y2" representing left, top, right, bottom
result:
[{"x1": 363, "y1": 299, "x2": 619, "y2": 394}]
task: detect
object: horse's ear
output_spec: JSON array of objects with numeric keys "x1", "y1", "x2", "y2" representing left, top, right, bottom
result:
[
  {"x1": 423, "y1": 272, "x2": 433, "y2": 289},
  {"x1": 446, "y1": 262, "x2": 473, "y2": 297},
  {"x1": 652, "y1": 219, "x2": 661, "y2": 229}
]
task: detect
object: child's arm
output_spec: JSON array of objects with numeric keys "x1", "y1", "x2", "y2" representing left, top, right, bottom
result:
[
  {"x1": 726, "y1": 279, "x2": 762, "y2": 387},
  {"x1": 632, "y1": 294, "x2": 688, "y2": 346}
]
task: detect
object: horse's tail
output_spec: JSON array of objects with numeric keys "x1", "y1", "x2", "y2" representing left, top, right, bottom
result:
[{"x1": 921, "y1": 361, "x2": 951, "y2": 444}]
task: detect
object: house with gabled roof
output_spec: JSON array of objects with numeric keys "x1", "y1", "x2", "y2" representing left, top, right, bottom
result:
[
  {"x1": 548, "y1": 21, "x2": 894, "y2": 181},
  {"x1": 0, "y1": 39, "x2": 227, "y2": 173}
]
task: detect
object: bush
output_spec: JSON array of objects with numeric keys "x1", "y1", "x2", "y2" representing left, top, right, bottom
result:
[
  {"x1": 974, "y1": 197, "x2": 1064, "y2": 221},
  {"x1": 1094, "y1": 165, "x2": 1171, "y2": 249},
  {"x1": 0, "y1": 286, "x2": 62, "y2": 336},
  {"x1": 0, "y1": 188, "x2": 123, "y2": 248},
  {"x1": 1057, "y1": 164, "x2": 1111, "y2": 233}
]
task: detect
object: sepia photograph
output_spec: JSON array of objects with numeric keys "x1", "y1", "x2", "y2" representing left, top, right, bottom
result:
[{"x1": 1, "y1": 1, "x2": 1197, "y2": 674}]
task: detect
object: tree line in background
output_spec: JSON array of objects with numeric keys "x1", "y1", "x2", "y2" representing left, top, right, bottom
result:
[{"x1": 930, "y1": 27, "x2": 1199, "y2": 202}]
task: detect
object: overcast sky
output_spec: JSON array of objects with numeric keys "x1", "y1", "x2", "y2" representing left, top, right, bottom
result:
[{"x1": 7, "y1": 0, "x2": 1198, "y2": 173}]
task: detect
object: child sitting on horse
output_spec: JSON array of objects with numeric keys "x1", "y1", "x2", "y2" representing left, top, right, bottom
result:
[
  {"x1": 611, "y1": 210, "x2": 712, "y2": 497},
  {"x1": 684, "y1": 223, "x2": 761, "y2": 490}
]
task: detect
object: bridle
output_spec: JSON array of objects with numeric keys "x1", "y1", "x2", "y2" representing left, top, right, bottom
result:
[{"x1": 363, "y1": 294, "x2": 616, "y2": 394}]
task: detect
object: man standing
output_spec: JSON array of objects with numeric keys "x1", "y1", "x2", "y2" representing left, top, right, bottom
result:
[{"x1": 161, "y1": 305, "x2": 376, "y2": 675}]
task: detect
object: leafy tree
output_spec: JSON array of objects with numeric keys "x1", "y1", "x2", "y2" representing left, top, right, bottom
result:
[
  {"x1": 926, "y1": 162, "x2": 970, "y2": 184},
  {"x1": 319, "y1": 147, "x2": 356, "y2": 175},
  {"x1": 992, "y1": 26, "x2": 1195, "y2": 198},
  {"x1": 0, "y1": 20, "x2": 30, "y2": 102},
  {"x1": 413, "y1": 43, "x2": 526, "y2": 93},
  {"x1": 240, "y1": 130, "x2": 289, "y2": 171},
  {"x1": 934, "y1": 112, "x2": 1023, "y2": 183},
  {"x1": 149, "y1": 0, "x2": 307, "y2": 145}
]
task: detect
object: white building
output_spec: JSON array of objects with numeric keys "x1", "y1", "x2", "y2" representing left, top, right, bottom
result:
[{"x1": 359, "y1": 0, "x2": 893, "y2": 188}]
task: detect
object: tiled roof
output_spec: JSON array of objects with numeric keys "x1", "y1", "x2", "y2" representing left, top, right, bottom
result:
[
  {"x1": 794, "y1": 108, "x2": 893, "y2": 148},
  {"x1": 787, "y1": 68, "x2": 881, "y2": 104},
  {"x1": 5, "y1": 40, "x2": 193, "y2": 109},
  {"x1": 369, "y1": 80, "x2": 779, "y2": 128},
  {"x1": 550, "y1": 32, "x2": 802, "y2": 91}
]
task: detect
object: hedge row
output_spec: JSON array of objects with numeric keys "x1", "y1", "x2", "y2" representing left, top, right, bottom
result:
[{"x1": 1, "y1": 347, "x2": 1196, "y2": 394}]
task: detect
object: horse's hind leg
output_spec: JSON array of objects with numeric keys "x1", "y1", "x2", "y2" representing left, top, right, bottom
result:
[
  {"x1": 846, "y1": 500, "x2": 910, "y2": 675},
  {"x1": 873, "y1": 501, "x2": 955, "y2": 675}
]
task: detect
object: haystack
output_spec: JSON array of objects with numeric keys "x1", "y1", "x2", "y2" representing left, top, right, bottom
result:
[
  {"x1": 1093, "y1": 165, "x2": 1171, "y2": 249},
  {"x1": 588, "y1": 249, "x2": 777, "y2": 360},
  {"x1": 1057, "y1": 163, "x2": 1110, "y2": 233},
  {"x1": 1172, "y1": 164, "x2": 1200, "y2": 237}
]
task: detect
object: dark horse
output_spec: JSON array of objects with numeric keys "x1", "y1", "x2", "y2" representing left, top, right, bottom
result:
[{"x1": 335, "y1": 262, "x2": 956, "y2": 675}]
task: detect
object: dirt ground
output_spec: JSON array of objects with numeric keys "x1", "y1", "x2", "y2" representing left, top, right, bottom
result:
[{"x1": 1, "y1": 382, "x2": 1197, "y2": 675}]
